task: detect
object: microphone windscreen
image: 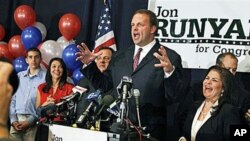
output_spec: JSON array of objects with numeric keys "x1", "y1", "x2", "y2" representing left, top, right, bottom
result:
[
  {"x1": 102, "y1": 95, "x2": 114, "y2": 106},
  {"x1": 133, "y1": 89, "x2": 140, "y2": 97}
]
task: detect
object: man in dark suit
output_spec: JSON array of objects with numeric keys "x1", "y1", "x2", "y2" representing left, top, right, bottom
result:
[
  {"x1": 216, "y1": 52, "x2": 250, "y2": 124},
  {"x1": 76, "y1": 9, "x2": 187, "y2": 141},
  {"x1": 76, "y1": 47, "x2": 114, "y2": 130}
]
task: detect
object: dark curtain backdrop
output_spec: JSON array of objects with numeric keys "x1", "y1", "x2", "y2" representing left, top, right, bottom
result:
[
  {"x1": 0, "y1": 0, "x2": 147, "y2": 50},
  {"x1": 0, "y1": 0, "x2": 249, "y2": 91}
]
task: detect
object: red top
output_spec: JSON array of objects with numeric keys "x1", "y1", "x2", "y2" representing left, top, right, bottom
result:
[{"x1": 38, "y1": 82, "x2": 74, "y2": 122}]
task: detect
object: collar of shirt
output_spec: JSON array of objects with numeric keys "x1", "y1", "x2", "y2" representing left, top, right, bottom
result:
[
  {"x1": 134, "y1": 39, "x2": 156, "y2": 63},
  {"x1": 23, "y1": 67, "x2": 43, "y2": 78}
]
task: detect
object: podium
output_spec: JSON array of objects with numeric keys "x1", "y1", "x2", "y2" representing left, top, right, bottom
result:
[
  {"x1": 48, "y1": 124, "x2": 158, "y2": 141},
  {"x1": 48, "y1": 124, "x2": 120, "y2": 141}
]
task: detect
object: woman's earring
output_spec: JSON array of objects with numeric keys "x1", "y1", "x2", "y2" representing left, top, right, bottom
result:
[{"x1": 221, "y1": 90, "x2": 224, "y2": 96}]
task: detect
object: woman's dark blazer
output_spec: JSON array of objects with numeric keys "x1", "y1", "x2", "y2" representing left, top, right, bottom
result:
[{"x1": 182, "y1": 101, "x2": 242, "y2": 141}]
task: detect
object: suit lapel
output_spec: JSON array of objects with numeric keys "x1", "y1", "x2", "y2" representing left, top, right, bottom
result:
[
  {"x1": 133, "y1": 43, "x2": 159, "y2": 73},
  {"x1": 125, "y1": 46, "x2": 135, "y2": 73}
]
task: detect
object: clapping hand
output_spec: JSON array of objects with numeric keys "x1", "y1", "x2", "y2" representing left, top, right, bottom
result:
[{"x1": 42, "y1": 95, "x2": 55, "y2": 106}]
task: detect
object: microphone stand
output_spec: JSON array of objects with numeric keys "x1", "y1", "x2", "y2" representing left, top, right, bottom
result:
[
  {"x1": 76, "y1": 102, "x2": 93, "y2": 128},
  {"x1": 119, "y1": 84, "x2": 127, "y2": 125},
  {"x1": 110, "y1": 85, "x2": 139, "y2": 141}
]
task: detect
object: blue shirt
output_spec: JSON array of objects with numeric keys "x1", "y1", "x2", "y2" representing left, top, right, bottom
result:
[{"x1": 9, "y1": 68, "x2": 46, "y2": 124}]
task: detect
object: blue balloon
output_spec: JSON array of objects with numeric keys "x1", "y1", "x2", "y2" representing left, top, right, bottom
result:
[
  {"x1": 62, "y1": 44, "x2": 82, "y2": 71},
  {"x1": 21, "y1": 26, "x2": 42, "y2": 50},
  {"x1": 13, "y1": 57, "x2": 28, "y2": 73},
  {"x1": 72, "y1": 67, "x2": 85, "y2": 85}
]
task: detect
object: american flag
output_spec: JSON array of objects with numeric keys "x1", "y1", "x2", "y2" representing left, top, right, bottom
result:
[{"x1": 94, "y1": 2, "x2": 116, "y2": 53}]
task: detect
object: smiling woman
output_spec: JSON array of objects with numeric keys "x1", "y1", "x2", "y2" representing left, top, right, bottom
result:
[
  {"x1": 180, "y1": 65, "x2": 242, "y2": 141},
  {"x1": 35, "y1": 57, "x2": 74, "y2": 141},
  {"x1": 202, "y1": 69, "x2": 223, "y2": 103},
  {"x1": 36, "y1": 58, "x2": 74, "y2": 117}
]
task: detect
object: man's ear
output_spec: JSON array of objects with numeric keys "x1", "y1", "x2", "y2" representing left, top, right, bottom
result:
[
  {"x1": 150, "y1": 25, "x2": 157, "y2": 34},
  {"x1": 25, "y1": 57, "x2": 28, "y2": 64}
]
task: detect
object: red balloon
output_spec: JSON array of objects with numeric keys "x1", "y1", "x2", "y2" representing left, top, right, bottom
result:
[
  {"x1": 58, "y1": 13, "x2": 81, "y2": 40},
  {"x1": 0, "y1": 24, "x2": 5, "y2": 40},
  {"x1": 8, "y1": 35, "x2": 26, "y2": 58},
  {"x1": 0, "y1": 44, "x2": 14, "y2": 61},
  {"x1": 14, "y1": 5, "x2": 36, "y2": 30}
]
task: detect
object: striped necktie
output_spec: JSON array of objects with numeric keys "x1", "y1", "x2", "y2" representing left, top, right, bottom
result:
[{"x1": 133, "y1": 48, "x2": 143, "y2": 71}]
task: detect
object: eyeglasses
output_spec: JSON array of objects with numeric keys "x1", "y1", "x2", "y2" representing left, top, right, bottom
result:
[{"x1": 96, "y1": 56, "x2": 111, "y2": 62}]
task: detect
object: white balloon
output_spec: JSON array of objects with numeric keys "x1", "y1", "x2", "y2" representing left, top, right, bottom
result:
[
  {"x1": 34, "y1": 22, "x2": 47, "y2": 41},
  {"x1": 39, "y1": 40, "x2": 61, "y2": 65},
  {"x1": 57, "y1": 36, "x2": 75, "y2": 51}
]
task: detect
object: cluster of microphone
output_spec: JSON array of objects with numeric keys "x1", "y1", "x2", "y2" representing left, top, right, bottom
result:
[
  {"x1": 36, "y1": 85, "x2": 89, "y2": 124},
  {"x1": 37, "y1": 76, "x2": 142, "y2": 133},
  {"x1": 74, "y1": 76, "x2": 142, "y2": 132},
  {"x1": 75, "y1": 89, "x2": 114, "y2": 129}
]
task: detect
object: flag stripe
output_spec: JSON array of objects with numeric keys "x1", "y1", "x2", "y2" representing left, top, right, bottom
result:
[
  {"x1": 95, "y1": 31, "x2": 115, "y2": 47},
  {"x1": 95, "y1": 39, "x2": 116, "y2": 53}
]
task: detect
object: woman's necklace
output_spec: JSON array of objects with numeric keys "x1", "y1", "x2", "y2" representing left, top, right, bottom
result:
[{"x1": 199, "y1": 101, "x2": 213, "y2": 119}]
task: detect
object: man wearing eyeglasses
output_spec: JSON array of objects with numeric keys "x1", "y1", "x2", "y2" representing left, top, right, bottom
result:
[
  {"x1": 95, "y1": 47, "x2": 113, "y2": 73},
  {"x1": 75, "y1": 47, "x2": 114, "y2": 130}
]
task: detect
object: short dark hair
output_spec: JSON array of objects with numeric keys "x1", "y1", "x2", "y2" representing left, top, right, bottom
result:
[
  {"x1": 133, "y1": 9, "x2": 158, "y2": 30},
  {"x1": 26, "y1": 47, "x2": 42, "y2": 58},
  {"x1": 216, "y1": 52, "x2": 238, "y2": 66},
  {"x1": 99, "y1": 46, "x2": 115, "y2": 54}
]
